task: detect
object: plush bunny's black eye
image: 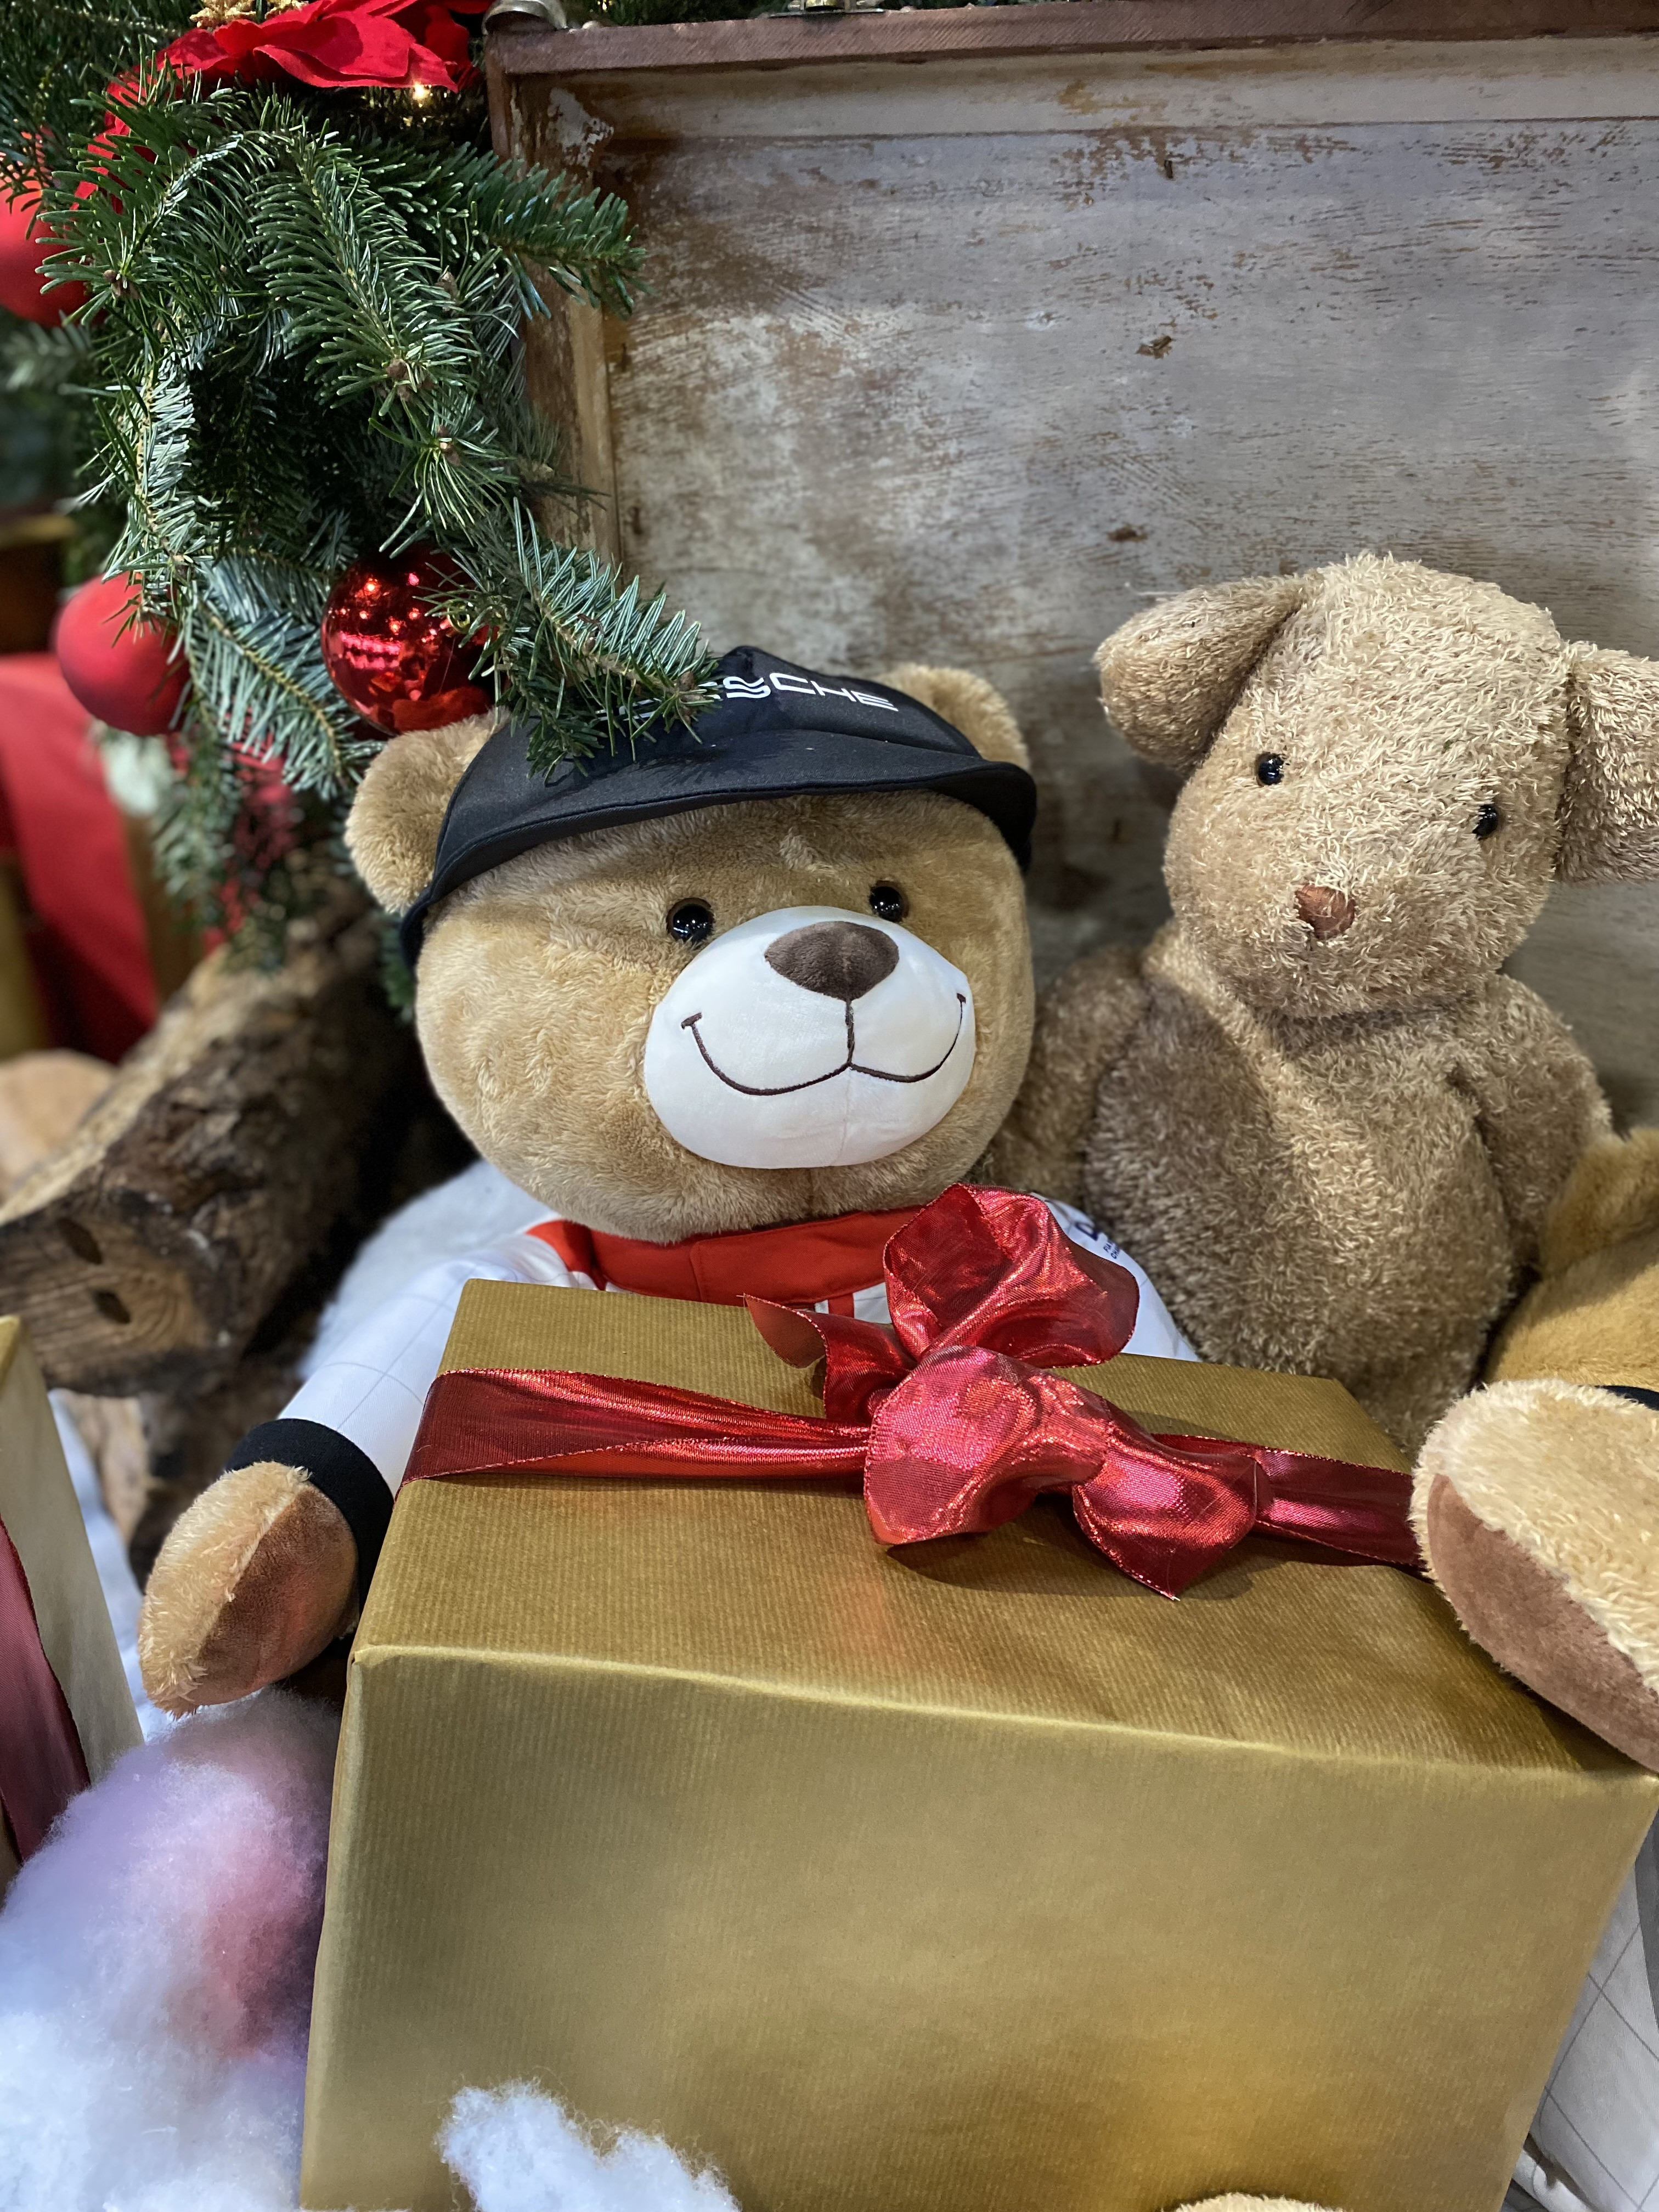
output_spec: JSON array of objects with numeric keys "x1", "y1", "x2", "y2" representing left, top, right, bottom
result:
[
  {"x1": 1255, "y1": 754, "x2": 1284, "y2": 786},
  {"x1": 868, "y1": 882, "x2": 908, "y2": 923},
  {"x1": 1474, "y1": 802, "x2": 1502, "y2": 841},
  {"x1": 667, "y1": 899, "x2": 714, "y2": 945}
]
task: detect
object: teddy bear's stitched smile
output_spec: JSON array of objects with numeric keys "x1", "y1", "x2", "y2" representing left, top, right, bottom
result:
[{"x1": 679, "y1": 995, "x2": 969, "y2": 1098}]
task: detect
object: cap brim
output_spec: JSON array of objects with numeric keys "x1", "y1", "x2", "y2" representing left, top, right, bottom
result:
[{"x1": 399, "y1": 710, "x2": 1035, "y2": 963}]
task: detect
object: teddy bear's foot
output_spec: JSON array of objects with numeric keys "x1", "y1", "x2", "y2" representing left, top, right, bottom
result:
[
  {"x1": 138, "y1": 1461, "x2": 358, "y2": 1716},
  {"x1": 1416, "y1": 1379, "x2": 1659, "y2": 1769}
]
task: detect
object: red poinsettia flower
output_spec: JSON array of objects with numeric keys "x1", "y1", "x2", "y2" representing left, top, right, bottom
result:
[{"x1": 166, "y1": 0, "x2": 487, "y2": 95}]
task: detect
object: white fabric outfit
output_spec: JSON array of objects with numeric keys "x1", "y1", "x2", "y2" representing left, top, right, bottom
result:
[{"x1": 284, "y1": 1164, "x2": 1197, "y2": 1496}]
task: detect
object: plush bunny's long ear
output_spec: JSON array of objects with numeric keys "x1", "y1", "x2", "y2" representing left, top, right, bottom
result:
[
  {"x1": 1094, "y1": 573, "x2": 1305, "y2": 774},
  {"x1": 1560, "y1": 645, "x2": 1659, "y2": 882},
  {"x1": 345, "y1": 709, "x2": 499, "y2": 913}
]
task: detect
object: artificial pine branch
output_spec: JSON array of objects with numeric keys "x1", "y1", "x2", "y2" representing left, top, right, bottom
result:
[
  {"x1": 0, "y1": 20, "x2": 714, "y2": 952},
  {"x1": 0, "y1": 2, "x2": 195, "y2": 183}
]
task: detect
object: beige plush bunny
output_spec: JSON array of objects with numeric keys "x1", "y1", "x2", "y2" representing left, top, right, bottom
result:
[{"x1": 992, "y1": 552, "x2": 1657, "y2": 1450}]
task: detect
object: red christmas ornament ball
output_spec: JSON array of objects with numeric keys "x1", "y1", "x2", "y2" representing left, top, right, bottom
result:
[
  {"x1": 319, "y1": 550, "x2": 489, "y2": 736},
  {"x1": 0, "y1": 187, "x2": 88, "y2": 326},
  {"x1": 55, "y1": 572, "x2": 188, "y2": 737}
]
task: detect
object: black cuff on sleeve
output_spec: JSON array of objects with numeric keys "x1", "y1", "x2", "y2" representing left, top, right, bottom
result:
[
  {"x1": 1606, "y1": 1384, "x2": 1659, "y2": 1418},
  {"x1": 224, "y1": 1418, "x2": 393, "y2": 1602}
]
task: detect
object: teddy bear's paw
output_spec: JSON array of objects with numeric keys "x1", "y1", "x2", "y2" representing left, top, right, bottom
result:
[
  {"x1": 1166, "y1": 2198, "x2": 1342, "y2": 2210},
  {"x1": 138, "y1": 1460, "x2": 359, "y2": 1716},
  {"x1": 1415, "y1": 1379, "x2": 1659, "y2": 1768}
]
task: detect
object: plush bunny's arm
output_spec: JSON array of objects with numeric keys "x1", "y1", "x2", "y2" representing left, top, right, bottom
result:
[
  {"x1": 1458, "y1": 977, "x2": 1612, "y2": 1271},
  {"x1": 984, "y1": 946, "x2": 1147, "y2": 1205}
]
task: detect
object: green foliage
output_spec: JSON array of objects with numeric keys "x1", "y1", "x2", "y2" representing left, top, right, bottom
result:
[
  {"x1": 0, "y1": 2, "x2": 196, "y2": 187},
  {"x1": 0, "y1": 319, "x2": 114, "y2": 560},
  {"x1": 0, "y1": 21, "x2": 714, "y2": 953}
]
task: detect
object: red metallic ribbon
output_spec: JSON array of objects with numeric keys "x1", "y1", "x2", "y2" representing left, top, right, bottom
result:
[{"x1": 405, "y1": 1184, "x2": 1421, "y2": 1598}]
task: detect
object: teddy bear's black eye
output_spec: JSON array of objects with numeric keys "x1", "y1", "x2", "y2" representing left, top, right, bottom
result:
[
  {"x1": 1474, "y1": 802, "x2": 1502, "y2": 841},
  {"x1": 667, "y1": 900, "x2": 714, "y2": 945},
  {"x1": 1255, "y1": 754, "x2": 1285, "y2": 786},
  {"x1": 868, "y1": 883, "x2": 908, "y2": 923}
]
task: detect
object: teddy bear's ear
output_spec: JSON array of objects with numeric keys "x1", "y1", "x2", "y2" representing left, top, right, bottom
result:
[
  {"x1": 1559, "y1": 645, "x2": 1659, "y2": 883},
  {"x1": 344, "y1": 709, "x2": 499, "y2": 913},
  {"x1": 1094, "y1": 573, "x2": 1306, "y2": 774},
  {"x1": 879, "y1": 664, "x2": 1030, "y2": 770}
]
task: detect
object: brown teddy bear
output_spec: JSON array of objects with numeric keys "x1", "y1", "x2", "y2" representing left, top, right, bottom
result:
[
  {"x1": 992, "y1": 552, "x2": 1658, "y2": 1451},
  {"x1": 135, "y1": 649, "x2": 1193, "y2": 1716}
]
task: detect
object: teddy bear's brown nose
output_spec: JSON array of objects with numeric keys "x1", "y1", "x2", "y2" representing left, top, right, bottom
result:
[
  {"x1": 765, "y1": 919, "x2": 900, "y2": 1001},
  {"x1": 1295, "y1": 885, "x2": 1357, "y2": 941}
]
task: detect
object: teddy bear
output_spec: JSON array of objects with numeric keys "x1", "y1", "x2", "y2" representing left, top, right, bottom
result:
[
  {"x1": 990, "y1": 551, "x2": 1659, "y2": 1453},
  {"x1": 134, "y1": 647, "x2": 1194, "y2": 1717}
]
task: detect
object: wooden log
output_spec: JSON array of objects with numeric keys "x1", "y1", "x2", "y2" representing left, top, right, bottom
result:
[{"x1": 0, "y1": 899, "x2": 425, "y2": 1397}]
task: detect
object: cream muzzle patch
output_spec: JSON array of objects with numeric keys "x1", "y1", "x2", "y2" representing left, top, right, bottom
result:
[{"x1": 642, "y1": 905, "x2": 976, "y2": 1169}]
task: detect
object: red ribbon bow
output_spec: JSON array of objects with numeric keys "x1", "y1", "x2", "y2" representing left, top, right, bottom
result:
[{"x1": 405, "y1": 1184, "x2": 1420, "y2": 1597}]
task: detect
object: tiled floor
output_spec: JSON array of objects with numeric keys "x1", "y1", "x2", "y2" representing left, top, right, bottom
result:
[{"x1": 1531, "y1": 1864, "x2": 1659, "y2": 2212}]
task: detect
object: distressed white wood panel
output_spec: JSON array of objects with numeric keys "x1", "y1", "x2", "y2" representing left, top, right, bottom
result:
[
  {"x1": 543, "y1": 35, "x2": 1659, "y2": 147},
  {"x1": 529, "y1": 49, "x2": 1659, "y2": 1119},
  {"x1": 1509, "y1": 883, "x2": 1658, "y2": 1133}
]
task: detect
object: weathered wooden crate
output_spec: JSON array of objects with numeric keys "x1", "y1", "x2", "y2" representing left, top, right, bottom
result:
[{"x1": 489, "y1": 0, "x2": 1659, "y2": 1124}]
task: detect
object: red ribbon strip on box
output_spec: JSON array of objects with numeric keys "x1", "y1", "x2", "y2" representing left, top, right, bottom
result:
[
  {"x1": 405, "y1": 1184, "x2": 1421, "y2": 1598},
  {"x1": 0, "y1": 1520, "x2": 89, "y2": 1861}
]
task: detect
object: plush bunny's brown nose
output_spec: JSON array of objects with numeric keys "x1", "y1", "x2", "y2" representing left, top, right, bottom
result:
[
  {"x1": 1295, "y1": 885, "x2": 1357, "y2": 941},
  {"x1": 765, "y1": 919, "x2": 900, "y2": 1001}
]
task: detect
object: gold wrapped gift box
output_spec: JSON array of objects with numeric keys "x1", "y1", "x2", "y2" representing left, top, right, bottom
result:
[{"x1": 302, "y1": 1284, "x2": 1659, "y2": 2212}]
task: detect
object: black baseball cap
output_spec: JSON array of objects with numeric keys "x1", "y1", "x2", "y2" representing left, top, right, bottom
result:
[{"x1": 399, "y1": 646, "x2": 1037, "y2": 962}]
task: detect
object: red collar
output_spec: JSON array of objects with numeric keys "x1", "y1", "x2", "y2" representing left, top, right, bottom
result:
[{"x1": 527, "y1": 1206, "x2": 920, "y2": 1309}]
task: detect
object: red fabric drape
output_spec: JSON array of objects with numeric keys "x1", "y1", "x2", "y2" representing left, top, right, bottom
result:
[{"x1": 0, "y1": 653, "x2": 156, "y2": 1059}]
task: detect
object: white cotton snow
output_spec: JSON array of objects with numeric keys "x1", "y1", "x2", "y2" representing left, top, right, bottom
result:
[
  {"x1": 31, "y1": 1386, "x2": 741, "y2": 2212},
  {"x1": 439, "y1": 2084, "x2": 741, "y2": 2212},
  {"x1": 0, "y1": 1691, "x2": 337, "y2": 2212},
  {"x1": 1, "y1": 1685, "x2": 742, "y2": 2212}
]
